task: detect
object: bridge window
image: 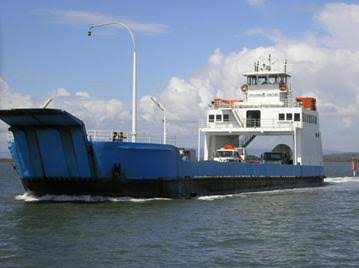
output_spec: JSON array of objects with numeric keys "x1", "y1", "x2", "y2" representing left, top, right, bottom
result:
[
  {"x1": 209, "y1": 115, "x2": 214, "y2": 122},
  {"x1": 247, "y1": 76, "x2": 257, "y2": 85},
  {"x1": 216, "y1": 114, "x2": 222, "y2": 121},
  {"x1": 294, "y1": 113, "x2": 300, "y2": 121},
  {"x1": 279, "y1": 76, "x2": 285, "y2": 83},
  {"x1": 279, "y1": 113, "x2": 284, "y2": 120},
  {"x1": 258, "y1": 76, "x2": 268, "y2": 85},
  {"x1": 268, "y1": 75, "x2": 277, "y2": 84},
  {"x1": 223, "y1": 114, "x2": 229, "y2": 121},
  {"x1": 286, "y1": 113, "x2": 292, "y2": 120}
]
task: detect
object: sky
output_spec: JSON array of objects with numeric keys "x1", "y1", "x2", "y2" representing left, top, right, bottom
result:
[{"x1": 1, "y1": 0, "x2": 359, "y2": 156}]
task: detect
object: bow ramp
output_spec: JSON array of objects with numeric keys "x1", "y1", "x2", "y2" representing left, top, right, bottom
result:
[{"x1": 0, "y1": 109, "x2": 96, "y2": 179}]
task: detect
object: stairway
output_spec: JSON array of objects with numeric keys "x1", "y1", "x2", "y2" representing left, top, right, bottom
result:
[
  {"x1": 231, "y1": 108, "x2": 244, "y2": 127},
  {"x1": 240, "y1": 134, "x2": 256, "y2": 148}
]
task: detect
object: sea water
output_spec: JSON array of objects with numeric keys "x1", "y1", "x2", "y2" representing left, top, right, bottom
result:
[{"x1": 0, "y1": 161, "x2": 358, "y2": 267}]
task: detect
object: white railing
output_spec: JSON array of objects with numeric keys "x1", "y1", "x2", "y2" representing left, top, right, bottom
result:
[
  {"x1": 200, "y1": 119, "x2": 302, "y2": 129},
  {"x1": 6, "y1": 129, "x2": 190, "y2": 147},
  {"x1": 210, "y1": 99, "x2": 302, "y2": 109},
  {"x1": 87, "y1": 129, "x2": 178, "y2": 145},
  {"x1": 87, "y1": 129, "x2": 113, "y2": 141}
]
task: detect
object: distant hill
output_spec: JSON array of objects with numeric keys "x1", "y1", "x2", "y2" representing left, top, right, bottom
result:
[
  {"x1": 323, "y1": 153, "x2": 359, "y2": 162},
  {"x1": 0, "y1": 158, "x2": 13, "y2": 162}
]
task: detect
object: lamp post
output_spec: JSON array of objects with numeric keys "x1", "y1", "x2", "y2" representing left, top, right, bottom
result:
[
  {"x1": 42, "y1": 97, "x2": 53, "y2": 109},
  {"x1": 150, "y1": 97, "x2": 166, "y2": 144},
  {"x1": 88, "y1": 21, "x2": 137, "y2": 142}
]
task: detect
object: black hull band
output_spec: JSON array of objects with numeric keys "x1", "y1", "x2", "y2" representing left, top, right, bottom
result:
[{"x1": 21, "y1": 176, "x2": 325, "y2": 199}]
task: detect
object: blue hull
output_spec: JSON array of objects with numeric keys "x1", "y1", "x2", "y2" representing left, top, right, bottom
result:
[
  {"x1": 0, "y1": 108, "x2": 325, "y2": 198},
  {"x1": 20, "y1": 176, "x2": 324, "y2": 198}
]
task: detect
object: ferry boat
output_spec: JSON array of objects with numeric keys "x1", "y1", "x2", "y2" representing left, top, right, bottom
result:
[{"x1": 0, "y1": 57, "x2": 324, "y2": 198}]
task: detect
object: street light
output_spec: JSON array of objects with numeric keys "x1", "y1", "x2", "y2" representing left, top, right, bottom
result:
[
  {"x1": 88, "y1": 21, "x2": 137, "y2": 142},
  {"x1": 150, "y1": 97, "x2": 167, "y2": 144}
]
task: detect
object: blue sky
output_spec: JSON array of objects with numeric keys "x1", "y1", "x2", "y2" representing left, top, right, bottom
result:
[
  {"x1": 0, "y1": 0, "x2": 333, "y2": 100},
  {"x1": 1, "y1": 0, "x2": 359, "y2": 156}
]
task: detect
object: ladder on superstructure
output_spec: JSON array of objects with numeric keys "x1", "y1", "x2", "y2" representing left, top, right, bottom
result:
[{"x1": 231, "y1": 109, "x2": 256, "y2": 148}]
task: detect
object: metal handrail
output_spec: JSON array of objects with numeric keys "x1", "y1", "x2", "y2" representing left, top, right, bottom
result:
[
  {"x1": 210, "y1": 100, "x2": 302, "y2": 109},
  {"x1": 87, "y1": 129, "x2": 178, "y2": 145},
  {"x1": 200, "y1": 119, "x2": 302, "y2": 129}
]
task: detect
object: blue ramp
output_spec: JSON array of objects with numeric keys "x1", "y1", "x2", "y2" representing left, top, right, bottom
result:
[{"x1": 0, "y1": 109, "x2": 95, "y2": 179}]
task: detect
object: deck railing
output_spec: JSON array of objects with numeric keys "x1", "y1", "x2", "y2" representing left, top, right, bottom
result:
[
  {"x1": 87, "y1": 130, "x2": 178, "y2": 145},
  {"x1": 200, "y1": 119, "x2": 302, "y2": 129},
  {"x1": 210, "y1": 99, "x2": 302, "y2": 109},
  {"x1": 6, "y1": 130, "x2": 178, "y2": 145}
]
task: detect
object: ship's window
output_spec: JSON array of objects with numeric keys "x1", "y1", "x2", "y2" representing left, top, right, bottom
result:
[
  {"x1": 268, "y1": 75, "x2": 277, "y2": 84},
  {"x1": 223, "y1": 114, "x2": 229, "y2": 121},
  {"x1": 247, "y1": 77, "x2": 252, "y2": 85},
  {"x1": 294, "y1": 113, "x2": 300, "y2": 121},
  {"x1": 248, "y1": 76, "x2": 257, "y2": 85},
  {"x1": 258, "y1": 76, "x2": 268, "y2": 85},
  {"x1": 279, "y1": 113, "x2": 285, "y2": 120},
  {"x1": 209, "y1": 114, "x2": 214, "y2": 122},
  {"x1": 286, "y1": 113, "x2": 292, "y2": 120},
  {"x1": 279, "y1": 75, "x2": 287, "y2": 83},
  {"x1": 216, "y1": 114, "x2": 222, "y2": 121}
]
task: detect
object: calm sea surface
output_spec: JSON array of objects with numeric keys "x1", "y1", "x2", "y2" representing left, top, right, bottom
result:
[{"x1": 0, "y1": 161, "x2": 358, "y2": 267}]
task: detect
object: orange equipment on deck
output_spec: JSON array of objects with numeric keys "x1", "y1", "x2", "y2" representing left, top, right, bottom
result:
[
  {"x1": 296, "y1": 97, "x2": 316, "y2": 111},
  {"x1": 223, "y1": 144, "x2": 236, "y2": 150}
]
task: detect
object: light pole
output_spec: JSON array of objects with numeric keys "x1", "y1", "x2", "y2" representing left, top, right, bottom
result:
[
  {"x1": 88, "y1": 21, "x2": 137, "y2": 142},
  {"x1": 42, "y1": 97, "x2": 53, "y2": 109},
  {"x1": 150, "y1": 97, "x2": 167, "y2": 144}
]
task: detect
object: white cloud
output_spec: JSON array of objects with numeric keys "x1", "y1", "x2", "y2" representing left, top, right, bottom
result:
[
  {"x1": 0, "y1": 78, "x2": 35, "y2": 110},
  {"x1": 54, "y1": 87, "x2": 71, "y2": 97},
  {"x1": 75, "y1": 91, "x2": 90, "y2": 98},
  {"x1": 246, "y1": 0, "x2": 264, "y2": 6},
  {"x1": 315, "y1": 2, "x2": 359, "y2": 50},
  {"x1": 34, "y1": 9, "x2": 170, "y2": 34}
]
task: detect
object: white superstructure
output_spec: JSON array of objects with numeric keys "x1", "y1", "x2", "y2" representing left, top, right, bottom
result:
[{"x1": 200, "y1": 56, "x2": 323, "y2": 166}]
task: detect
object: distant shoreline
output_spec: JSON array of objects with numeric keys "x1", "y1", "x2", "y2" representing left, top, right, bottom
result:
[
  {"x1": 323, "y1": 153, "x2": 359, "y2": 162},
  {"x1": 0, "y1": 158, "x2": 13, "y2": 163}
]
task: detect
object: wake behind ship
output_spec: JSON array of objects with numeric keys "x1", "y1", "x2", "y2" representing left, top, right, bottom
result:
[{"x1": 0, "y1": 57, "x2": 324, "y2": 198}]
